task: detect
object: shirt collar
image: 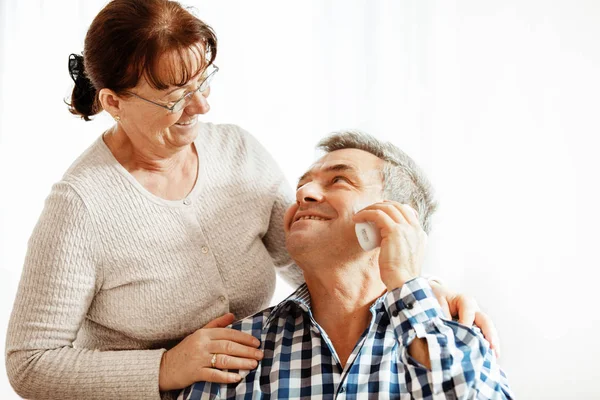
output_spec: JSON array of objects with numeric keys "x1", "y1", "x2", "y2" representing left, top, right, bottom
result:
[
  {"x1": 265, "y1": 283, "x2": 312, "y2": 327},
  {"x1": 369, "y1": 291, "x2": 388, "y2": 312},
  {"x1": 265, "y1": 283, "x2": 389, "y2": 328}
]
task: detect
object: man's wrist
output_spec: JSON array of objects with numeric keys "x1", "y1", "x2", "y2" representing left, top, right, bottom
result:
[
  {"x1": 382, "y1": 270, "x2": 419, "y2": 292},
  {"x1": 384, "y1": 277, "x2": 445, "y2": 345},
  {"x1": 158, "y1": 350, "x2": 172, "y2": 392}
]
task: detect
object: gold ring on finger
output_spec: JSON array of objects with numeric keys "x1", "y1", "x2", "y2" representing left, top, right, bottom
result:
[{"x1": 210, "y1": 353, "x2": 218, "y2": 368}]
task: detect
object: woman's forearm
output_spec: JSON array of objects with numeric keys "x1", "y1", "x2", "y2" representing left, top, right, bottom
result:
[{"x1": 6, "y1": 346, "x2": 165, "y2": 400}]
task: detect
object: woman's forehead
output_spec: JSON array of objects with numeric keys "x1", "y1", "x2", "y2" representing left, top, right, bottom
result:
[{"x1": 141, "y1": 43, "x2": 207, "y2": 91}]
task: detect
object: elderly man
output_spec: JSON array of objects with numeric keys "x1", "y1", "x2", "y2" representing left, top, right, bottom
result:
[{"x1": 179, "y1": 131, "x2": 513, "y2": 399}]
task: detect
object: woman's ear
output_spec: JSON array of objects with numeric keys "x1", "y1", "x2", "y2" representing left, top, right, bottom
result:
[{"x1": 98, "y1": 88, "x2": 123, "y2": 119}]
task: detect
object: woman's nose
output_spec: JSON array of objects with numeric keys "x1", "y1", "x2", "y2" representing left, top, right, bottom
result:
[{"x1": 186, "y1": 88, "x2": 210, "y2": 114}]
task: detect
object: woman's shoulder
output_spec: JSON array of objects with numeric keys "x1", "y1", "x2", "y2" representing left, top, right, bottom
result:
[
  {"x1": 199, "y1": 122, "x2": 255, "y2": 146},
  {"x1": 60, "y1": 136, "x2": 115, "y2": 188},
  {"x1": 198, "y1": 122, "x2": 275, "y2": 161},
  {"x1": 198, "y1": 122, "x2": 286, "y2": 183}
]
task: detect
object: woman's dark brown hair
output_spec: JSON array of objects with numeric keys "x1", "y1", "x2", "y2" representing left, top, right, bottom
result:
[{"x1": 68, "y1": 0, "x2": 217, "y2": 121}]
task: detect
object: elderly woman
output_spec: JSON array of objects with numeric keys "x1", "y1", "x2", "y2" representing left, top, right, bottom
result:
[{"x1": 5, "y1": 0, "x2": 498, "y2": 399}]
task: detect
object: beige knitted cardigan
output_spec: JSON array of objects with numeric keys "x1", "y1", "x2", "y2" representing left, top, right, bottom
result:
[{"x1": 6, "y1": 123, "x2": 302, "y2": 399}]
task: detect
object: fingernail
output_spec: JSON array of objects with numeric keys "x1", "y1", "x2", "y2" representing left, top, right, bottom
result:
[
  {"x1": 256, "y1": 350, "x2": 264, "y2": 359},
  {"x1": 489, "y1": 340, "x2": 500, "y2": 357},
  {"x1": 231, "y1": 374, "x2": 242, "y2": 382}
]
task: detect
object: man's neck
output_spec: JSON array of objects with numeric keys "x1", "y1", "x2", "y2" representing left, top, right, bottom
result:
[{"x1": 301, "y1": 255, "x2": 387, "y2": 368}]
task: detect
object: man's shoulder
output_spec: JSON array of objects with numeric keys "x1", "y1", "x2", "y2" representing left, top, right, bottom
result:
[
  {"x1": 229, "y1": 307, "x2": 275, "y2": 335},
  {"x1": 229, "y1": 285, "x2": 310, "y2": 335}
]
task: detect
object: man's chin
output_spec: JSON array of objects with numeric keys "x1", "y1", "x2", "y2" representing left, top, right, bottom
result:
[{"x1": 286, "y1": 235, "x2": 322, "y2": 259}]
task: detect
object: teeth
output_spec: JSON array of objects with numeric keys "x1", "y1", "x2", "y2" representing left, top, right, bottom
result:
[
  {"x1": 176, "y1": 118, "x2": 197, "y2": 126},
  {"x1": 298, "y1": 216, "x2": 326, "y2": 221}
]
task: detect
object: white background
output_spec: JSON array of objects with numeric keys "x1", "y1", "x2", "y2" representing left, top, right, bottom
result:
[{"x1": 1, "y1": 1, "x2": 599, "y2": 399}]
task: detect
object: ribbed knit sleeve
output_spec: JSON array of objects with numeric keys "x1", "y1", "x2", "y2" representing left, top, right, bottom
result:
[
  {"x1": 236, "y1": 128, "x2": 305, "y2": 288},
  {"x1": 5, "y1": 182, "x2": 164, "y2": 400},
  {"x1": 263, "y1": 179, "x2": 304, "y2": 287}
]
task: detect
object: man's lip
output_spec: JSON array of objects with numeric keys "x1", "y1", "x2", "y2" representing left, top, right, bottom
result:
[{"x1": 293, "y1": 212, "x2": 332, "y2": 223}]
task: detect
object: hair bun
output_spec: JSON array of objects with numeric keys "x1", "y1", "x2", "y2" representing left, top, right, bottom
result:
[
  {"x1": 69, "y1": 54, "x2": 84, "y2": 82},
  {"x1": 68, "y1": 53, "x2": 97, "y2": 120}
]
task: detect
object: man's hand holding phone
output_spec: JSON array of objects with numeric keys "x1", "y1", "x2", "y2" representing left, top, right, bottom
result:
[{"x1": 352, "y1": 200, "x2": 427, "y2": 291}]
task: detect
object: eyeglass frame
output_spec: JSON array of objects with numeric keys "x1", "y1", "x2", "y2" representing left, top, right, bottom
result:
[{"x1": 123, "y1": 64, "x2": 219, "y2": 113}]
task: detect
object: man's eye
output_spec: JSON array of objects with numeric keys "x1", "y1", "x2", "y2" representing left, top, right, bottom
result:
[{"x1": 332, "y1": 176, "x2": 349, "y2": 184}]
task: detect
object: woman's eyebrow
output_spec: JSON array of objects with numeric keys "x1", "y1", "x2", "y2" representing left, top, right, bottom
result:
[{"x1": 162, "y1": 70, "x2": 204, "y2": 96}]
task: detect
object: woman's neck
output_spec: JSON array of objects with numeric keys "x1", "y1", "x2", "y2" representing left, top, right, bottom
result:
[{"x1": 103, "y1": 125, "x2": 199, "y2": 200}]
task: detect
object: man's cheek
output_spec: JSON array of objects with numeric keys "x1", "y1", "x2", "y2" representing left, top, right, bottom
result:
[{"x1": 283, "y1": 203, "x2": 299, "y2": 233}]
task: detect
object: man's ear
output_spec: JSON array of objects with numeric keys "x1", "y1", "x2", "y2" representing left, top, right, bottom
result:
[{"x1": 98, "y1": 88, "x2": 123, "y2": 119}]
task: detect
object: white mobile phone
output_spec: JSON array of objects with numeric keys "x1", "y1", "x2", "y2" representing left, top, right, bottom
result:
[{"x1": 353, "y1": 203, "x2": 382, "y2": 251}]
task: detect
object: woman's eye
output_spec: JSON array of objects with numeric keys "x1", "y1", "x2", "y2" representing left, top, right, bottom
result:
[
  {"x1": 169, "y1": 86, "x2": 194, "y2": 102},
  {"x1": 166, "y1": 95, "x2": 183, "y2": 105},
  {"x1": 181, "y1": 90, "x2": 194, "y2": 98}
]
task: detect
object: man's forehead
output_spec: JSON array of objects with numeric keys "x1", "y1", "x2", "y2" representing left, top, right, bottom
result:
[
  {"x1": 298, "y1": 149, "x2": 384, "y2": 183},
  {"x1": 304, "y1": 160, "x2": 357, "y2": 174},
  {"x1": 314, "y1": 149, "x2": 382, "y2": 172}
]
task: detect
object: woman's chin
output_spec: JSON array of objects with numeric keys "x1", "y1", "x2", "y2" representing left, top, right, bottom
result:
[
  {"x1": 168, "y1": 118, "x2": 200, "y2": 143},
  {"x1": 172, "y1": 116, "x2": 198, "y2": 133}
]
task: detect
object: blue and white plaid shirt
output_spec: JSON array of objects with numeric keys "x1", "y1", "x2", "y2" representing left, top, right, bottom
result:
[{"x1": 179, "y1": 278, "x2": 514, "y2": 399}]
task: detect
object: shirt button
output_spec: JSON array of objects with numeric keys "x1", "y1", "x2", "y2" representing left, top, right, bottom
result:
[
  {"x1": 392, "y1": 310, "x2": 399, "y2": 317},
  {"x1": 183, "y1": 198, "x2": 192, "y2": 205},
  {"x1": 405, "y1": 302, "x2": 414, "y2": 310},
  {"x1": 218, "y1": 296, "x2": 227, "y2": 303},
  {"x1": 201, "y1": 246, "x2": 209, "y2": 254}
]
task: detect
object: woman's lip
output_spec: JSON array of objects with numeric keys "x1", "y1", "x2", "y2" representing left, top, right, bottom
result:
[{"x1": 175, "y1": 117, "x2": 197, "y2": 126}]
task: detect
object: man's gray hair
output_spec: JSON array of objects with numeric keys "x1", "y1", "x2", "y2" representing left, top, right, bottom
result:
[{"x1": 317, "y1": 130, "x2": 438, "y2": 233}]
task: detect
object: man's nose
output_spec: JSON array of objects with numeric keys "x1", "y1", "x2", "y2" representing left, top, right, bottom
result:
[{"x1": 296, "y1": 182, "x2": 324, "y2": 204}]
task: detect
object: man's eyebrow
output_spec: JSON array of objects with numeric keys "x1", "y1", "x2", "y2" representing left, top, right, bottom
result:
[
  {"x1": 324, "y1": 164, "x2": 358, "y2": 174},
  {"x1": 297, "y1": 171, "x2": 311, "y2": 187},
  {"x1": 296, "y1": 163, "x2": 359, "y2": 187}
]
